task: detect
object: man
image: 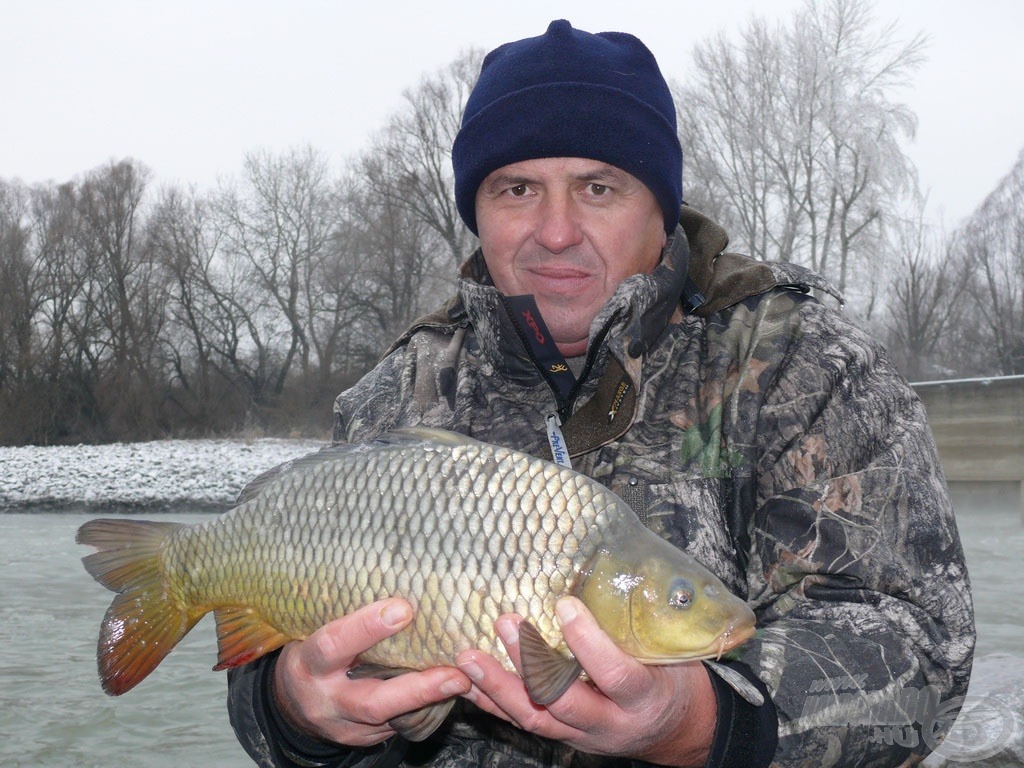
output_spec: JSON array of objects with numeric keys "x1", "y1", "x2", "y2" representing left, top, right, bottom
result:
[{"x1": 228, "y1": 20, "x2": 974, "y2": 767}]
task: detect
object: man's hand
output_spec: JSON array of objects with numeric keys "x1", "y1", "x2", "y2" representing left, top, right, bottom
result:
[
  {"x1": 273, "y1": 598, "x2": 472, "y2": 747},
  {"x1": 455, "y1": 597, "x2": 717, "y2": 767}
]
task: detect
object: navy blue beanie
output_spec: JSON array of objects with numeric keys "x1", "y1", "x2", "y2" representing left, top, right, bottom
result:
[{"x1": 452, "y1": 19, "x2": 682, "y2": 235}]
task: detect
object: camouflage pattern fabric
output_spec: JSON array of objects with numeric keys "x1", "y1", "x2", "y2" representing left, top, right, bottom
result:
[{"x1": 228, "y1": 207, "x2": 974, "y2": 768}]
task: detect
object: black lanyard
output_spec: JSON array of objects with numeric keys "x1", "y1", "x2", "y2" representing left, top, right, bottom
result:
[{"x1": 503, "y1": 294, "x2": 577, "y2": 401}]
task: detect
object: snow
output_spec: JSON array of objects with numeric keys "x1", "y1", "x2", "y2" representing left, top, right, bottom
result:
[
  {"x1": 0, "y1": 438, "x2": 326, "y2": 511},
  {"x1": 912, "y1": 374, "x2": 1024, "y2": 388}
]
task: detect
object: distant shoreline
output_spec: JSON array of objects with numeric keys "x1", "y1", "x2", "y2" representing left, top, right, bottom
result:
[{"x1": 0, "y1": 500, "x2": 233, "y2": 515}]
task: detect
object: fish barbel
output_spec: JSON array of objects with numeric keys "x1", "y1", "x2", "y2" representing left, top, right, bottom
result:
[{"x1": 78, "y1": 428, "x2": 756, "y2": 739}]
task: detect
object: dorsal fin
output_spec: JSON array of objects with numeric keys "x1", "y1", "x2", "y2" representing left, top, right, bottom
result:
[
  {"x1": 385, "y1": 426, "x2": 480, "y2": 447},
  {"x1": 235, "y1": 459, "x2": 301, "y2": 505},
  {"x1": 235, "y1": 429, "x2": 479, "y2": 506}
]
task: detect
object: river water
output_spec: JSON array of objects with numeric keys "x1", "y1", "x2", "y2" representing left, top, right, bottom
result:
[{"x1": 1, "y1": 506, "x2": 1021, "y2": 767}]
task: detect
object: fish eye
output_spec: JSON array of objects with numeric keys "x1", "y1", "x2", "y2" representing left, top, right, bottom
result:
[{"x1": 668, "y1": 578, "x2": 695, "y2": 610}]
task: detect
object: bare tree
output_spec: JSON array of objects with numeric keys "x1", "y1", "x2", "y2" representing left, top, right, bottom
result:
[
  {"x1": 357, "y1": 49, "x2": 482, "y2": 270},
  {"x1": 26, "y1": 180, "x2": 88, "y2": 440},
  {"x1": 677, "y1": 18, "x2": 785, "y2": 260},
  {"x1": 884, "y1": 202, "x2": 969, "y2": 380},
  {"x1": 335, "y1": 171, "x2": 446, "y2": 357},
  {"x1": 0, "y1": 180, "x2": 43, "y2": 442},
  {"x1": 0, "y1": 181, "x2": 32, "y2": 386},
  {"x1": 73, "y1": 159, "x2": 168, "y2": 437},
  {"x1": 677, "y1": 0, "x2": 924, "y2": 316},
  {"x1": 955, "y1": 149, "x2": 1024, "y2": 375},
  {"x1": 146, "y1": 185, "x2": 255, "y2": 430},
  {"x1": 214, "y1": 146, "x2": 345, "y2": 400}
]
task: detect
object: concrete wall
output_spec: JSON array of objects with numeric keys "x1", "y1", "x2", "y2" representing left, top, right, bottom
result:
[{"x1": 912, "y1": 375, "x2": 1024, "y2": 517}]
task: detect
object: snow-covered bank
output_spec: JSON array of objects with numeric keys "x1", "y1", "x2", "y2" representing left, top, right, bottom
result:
[{"x1": 0, "y1": 438, "x2": 325, "y2": 511}]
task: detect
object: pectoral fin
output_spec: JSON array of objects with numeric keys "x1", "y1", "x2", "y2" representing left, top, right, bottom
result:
[
  {"x1": 517, "y1": 621, "x2": 582, "y2": 706},
  {"x1": 703, "y1": 660, "x2": 765, "y2": 707},
  {"x1": 348, "y1": 663, "x2": 456, "y2": 742}
]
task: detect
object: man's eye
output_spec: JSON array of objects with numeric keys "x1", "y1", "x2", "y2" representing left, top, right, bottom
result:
[
  {"x1": 589, "y1": 183, "x2": 609, "y2": 196},
  {"x1": 509, "y1": 184, "x2": 529, "y2": 196}
]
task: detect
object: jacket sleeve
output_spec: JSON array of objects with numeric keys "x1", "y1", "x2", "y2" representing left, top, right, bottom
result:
[
  {"x1": 702, "y1": 660, "x2": 778, "y2": 767},
  {"x1": 733, "y1": 294, "x2": 975, "y2": 765}
]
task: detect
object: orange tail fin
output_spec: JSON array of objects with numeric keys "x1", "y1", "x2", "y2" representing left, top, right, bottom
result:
[{"x1": 77, "y1": 518, "x2": 199, "y2": 695}]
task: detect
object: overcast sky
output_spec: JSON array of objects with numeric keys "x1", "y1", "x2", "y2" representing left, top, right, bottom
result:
[{"x1": 2, "y1": 0, "x2": 1021, "y2": 228}]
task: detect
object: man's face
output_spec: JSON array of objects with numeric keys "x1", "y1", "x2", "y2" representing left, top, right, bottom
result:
[{"x1": 475, "y1": 157, "x2": 667, "y2": 358}]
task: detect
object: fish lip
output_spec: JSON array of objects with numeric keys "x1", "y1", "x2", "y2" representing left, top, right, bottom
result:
[
  {"x1": 632, "y1": 620, "x2": 757, "y2": 664},
  {"x1": 715, "y1": 621, "x2": 757, "y2": 658}
]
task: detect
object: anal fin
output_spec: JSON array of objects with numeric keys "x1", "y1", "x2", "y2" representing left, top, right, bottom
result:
[
  {"x1": 389, "y1": 699, "x2": 457, "y2": 742},
  {"x1": 212, "y1": 607, "x2": 293, "y2": 670},
  {"x1": 518, "y1": 620, "x2": 582, "y2": 706}
]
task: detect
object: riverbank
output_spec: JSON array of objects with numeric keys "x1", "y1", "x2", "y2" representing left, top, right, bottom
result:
[{"x1": 0, "y1": 437, "x2": 325, "y2": 512}]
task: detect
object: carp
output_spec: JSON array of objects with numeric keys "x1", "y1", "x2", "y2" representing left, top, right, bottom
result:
[{"x1": 78, "y1": 428, "x2": 756, "y2": 739}]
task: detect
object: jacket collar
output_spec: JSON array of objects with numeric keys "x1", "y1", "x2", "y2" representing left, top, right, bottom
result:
[{"x1": 385, "y1": 205, "x2": 838, "y2": 382}]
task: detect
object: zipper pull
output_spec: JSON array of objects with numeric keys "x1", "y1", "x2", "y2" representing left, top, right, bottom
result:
[{"x1": 545, "y1": 413, "x2": 572, "y2": 469}]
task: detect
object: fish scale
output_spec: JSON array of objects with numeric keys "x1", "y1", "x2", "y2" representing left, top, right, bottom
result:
[
  {"x1": 186, "y1": 438, "x2": 590, "y2": 666},
  {"x1": 77, "y1": 427, "x2": 757, "y2": 738}
]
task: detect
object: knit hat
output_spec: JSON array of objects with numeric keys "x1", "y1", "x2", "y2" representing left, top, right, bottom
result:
[{"x1": 452, "y1": 19, "x2": 682, "y2": 235}]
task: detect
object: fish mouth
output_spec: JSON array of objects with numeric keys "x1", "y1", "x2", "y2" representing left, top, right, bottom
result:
[
  {"x1": 712, "y1": 621, "x2": 756, "y2": 659},
  {"x1": 633, "y1": 620, "x2": 757, "y2": 665}
]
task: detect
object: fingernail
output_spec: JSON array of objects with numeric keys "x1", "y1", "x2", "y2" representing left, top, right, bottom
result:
[
  {"x1": 556, "y1": 598, "x2": 577, "y2": 626},
  {"x1": 496, "y1": 620, "x2": 519, "y2": 648},
  {"x1": 381, "y1": 602, "x2": 411, "y2": 628},
  {"x1": 440, "y1": 677, "x2": 469, "y2": 696},
  {"x1": 458, "y1": 660, "x2": 483, "y2": 682}
]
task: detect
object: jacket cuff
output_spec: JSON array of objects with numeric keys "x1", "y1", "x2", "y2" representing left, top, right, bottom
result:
[{"x1": 704, "y1": 660, "x2": 778, "y2": 768}]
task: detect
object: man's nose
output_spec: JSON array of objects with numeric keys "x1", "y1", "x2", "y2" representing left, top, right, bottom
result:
[{"x1": 534, "y1": 192, "x2": 583, "y2": 254}]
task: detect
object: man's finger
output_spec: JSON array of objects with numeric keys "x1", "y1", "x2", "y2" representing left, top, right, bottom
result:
[
  {"x1": 300, "y1": 598, "x2": 413, "y2": 677},
  {"x1": 456, "y1": 648, "x2": 551, "y2": 728},
  {"x1": 555, "y1": 597, "x2": 650, "y2": 704},
  {"x1": 351, "y1": 667, "x2": 472, "y2": 727},
  {"x1": 494, "y1": 613, "x2": 523, "y2": 667}
]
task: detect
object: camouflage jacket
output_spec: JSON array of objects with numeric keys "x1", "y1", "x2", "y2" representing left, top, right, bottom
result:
[{"x1": 228, "y1": 206, "x2": 975, "y2": 768}]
